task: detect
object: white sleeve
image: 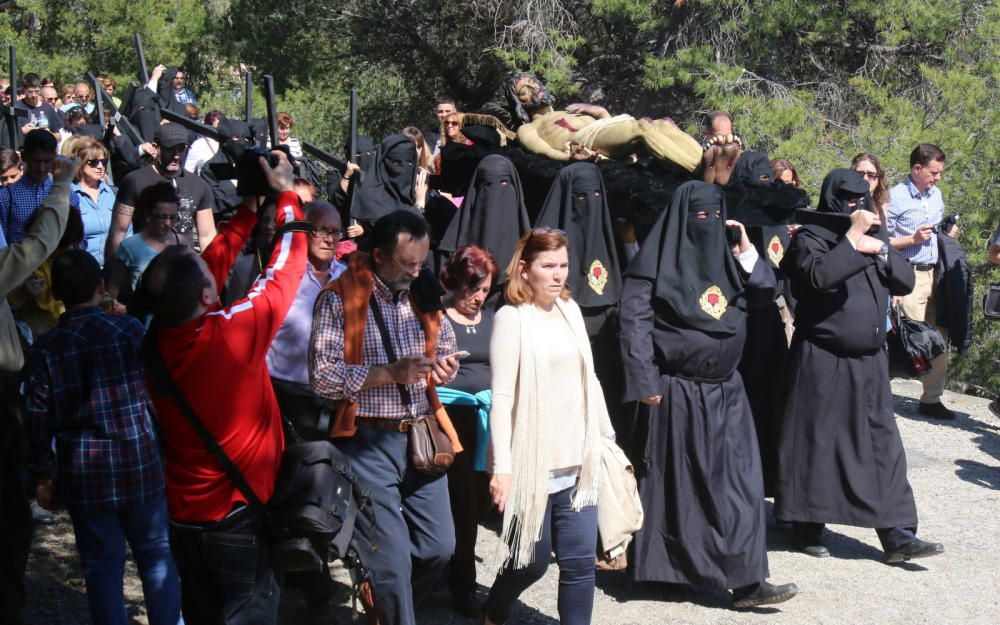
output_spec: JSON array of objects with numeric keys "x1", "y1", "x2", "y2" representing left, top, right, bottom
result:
[
  {"x1": 737, "y1": 245, "x2": 760, "y2": 273},
  {"x1": 488, "y1": 307, "x2": 520, "y2": 475}
]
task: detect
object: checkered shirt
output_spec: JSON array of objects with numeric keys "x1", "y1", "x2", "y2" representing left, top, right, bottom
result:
[
  {"x1": 0, "y1": 176, "x2": 77, "y2": 245},
  {"x1": 887, "y1": 176, "x2": 944, "y2": 264},
  {"x1": 310, "y1": 276, "x2": 457, "y2": 420},
  {"x1": 24, "y1": 307, "x2": 164, "y2": 511}
]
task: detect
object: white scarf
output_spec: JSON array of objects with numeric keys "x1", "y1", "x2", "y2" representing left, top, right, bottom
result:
[{"x1": 495, "y1": 299, "x2": 603, "y2": 570}]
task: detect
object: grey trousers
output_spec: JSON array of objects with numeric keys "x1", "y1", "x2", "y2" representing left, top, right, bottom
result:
[{"x1": 335, "y1": 424, "x2": 455, "y2": 625}]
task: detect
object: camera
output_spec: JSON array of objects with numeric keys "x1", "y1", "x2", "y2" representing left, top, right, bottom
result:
[
  {"x1": 726, "y1": 225, "x2": 743, "y2": 247},
  {"x1": 234, "y1": 147, "x2": 282, "y2": 197},
  {"x1": 931, "y1": 214, "x2": 959, "y2": 235}
]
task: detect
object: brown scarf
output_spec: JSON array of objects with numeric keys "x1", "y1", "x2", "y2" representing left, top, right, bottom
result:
[{"x1": 322, "y1": 252, "x2": 462, "y2": 452}]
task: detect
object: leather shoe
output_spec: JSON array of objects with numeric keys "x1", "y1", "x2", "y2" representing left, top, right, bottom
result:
[
  {"x1": 798, "y1": 543, "x2": 830, "y2": 558},
  {"x1": 732, "y1": 580, "x2": 799, "y2": 609},
  {"x1": 918, "y1": 402, "x2": 956, "y2": 420},
  {"x1": 453, "y1": 593, "x2": 482, "y2": 618},
  {"x1": 885, "y1": 538, "x2": 944, "y2": 563}
]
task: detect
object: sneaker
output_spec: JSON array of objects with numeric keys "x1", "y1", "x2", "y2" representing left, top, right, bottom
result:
[
  {"x1": 30, "y1": 499, "x2": 54, "y2": 525},
  {"x1": 917, "y1": 402, "x2": 956, "y2": 420}
]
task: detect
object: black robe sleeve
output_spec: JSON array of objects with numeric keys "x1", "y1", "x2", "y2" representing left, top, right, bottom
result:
[
  {"x1": 619, "y1": 276, "x2": 662, "y2": 403},
  {"x1": 878, "y1": 247, "x2": 916, "y2": 296},
  {"x1": 782, "y1": 233, "x2": 873, "y2": 292},
  {"x1": 742, "y1": 254, "x2": 777, "y2": 308}
]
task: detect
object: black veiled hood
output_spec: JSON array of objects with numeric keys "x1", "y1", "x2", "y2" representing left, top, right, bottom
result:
[
  {"x1": 723, "y1": 151, "x2": 810, "y2": 226},
  {"x1": 352, "y1": 134, "x2": 418, "y2": 222},
  {"x1": 217, "y1": 117, "x2": 254, "y2": 162},
  {"x1": 796, "y1": 168, "x2": 881, "y2": 244},
  {"x1": 535, "y1": 162, "x2": 622, "y2": 307},
  {"x1": 439, "y1": 155, "x2": 530, "y2": 283},
  {"x1": 625, "y1": 180, "x2": 746, "y2": 334}
]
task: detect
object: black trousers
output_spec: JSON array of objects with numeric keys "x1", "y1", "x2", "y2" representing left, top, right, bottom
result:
[
  {"x1": 793, "y1": 522, "x2": 918, "y2": 552},
  {"x1": 445, "y1": 405, "x2": 489, "y2": 599},
  {"x1": 0, "y1": 373, "x2": 31, "y2": 625}
]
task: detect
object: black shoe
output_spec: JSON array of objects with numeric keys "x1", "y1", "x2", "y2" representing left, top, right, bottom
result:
[
  {"x1": 918, "y1": 402, "x2": 956, "y2": 420},
  {"x1": 798, "y1": 543, "x2": 830, "y2": 558},
  {"x1": 732, "y1": 580, "x2": 799, "y2": 609},
  {"x1": 886, "y1": 538, "x2": 944, "y2": 563},
  {"x1": 989, "y1": 399, "x2": 999, "y2": 419},
  {"x1": 453, "y1": 593, "x2": 482, "y2": 618}
]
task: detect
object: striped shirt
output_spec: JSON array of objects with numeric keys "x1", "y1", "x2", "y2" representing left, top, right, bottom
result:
[
  {"x1": 887, "y1": 176, "x2": 944, "y2": 264},
  {"x1": 310, "y1": 276, "x2": 457, "y2": 420}
]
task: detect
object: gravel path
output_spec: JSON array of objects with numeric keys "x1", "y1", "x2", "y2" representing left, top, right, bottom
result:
[{"x1": 22, "y1": 379, "x2": 1000, "y2": 624}]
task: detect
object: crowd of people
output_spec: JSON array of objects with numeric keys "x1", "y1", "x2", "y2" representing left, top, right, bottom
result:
[{"x1": 1, "y1": 62, "x2": 998, "y2": 625}]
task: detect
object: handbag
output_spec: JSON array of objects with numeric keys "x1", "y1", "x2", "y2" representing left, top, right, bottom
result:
[
  {"x1": 887, "y1": 306, "x2": 948, "y2": 379},
  {"x1": 984, "y1": 283, "x2": 1000, "y2": 321},
  {"x1": 368, "y1": 294, "x2": 454, "y2": 475}
]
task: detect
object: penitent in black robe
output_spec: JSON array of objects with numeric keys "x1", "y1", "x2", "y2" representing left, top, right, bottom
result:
[
  {"x1": 621, "y1": 181, "x2": 776, "y2": 589},
  {"x1": 774, "y1": 200, "x2": 918, "y2": 529}
]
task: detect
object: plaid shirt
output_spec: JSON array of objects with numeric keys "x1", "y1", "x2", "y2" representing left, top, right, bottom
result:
[
  {"x1": 25, "y1": 307, "x2": 164, "y2": 511},
  {"x1": 310, "y1": 276, "x2": 457, "y2": 420},
  {"x1": 1, "y1": 176, "x2": 60, "y2": 245},
  {"x1": 887, "y1": 176, "x2": 945, "y2": 264}
]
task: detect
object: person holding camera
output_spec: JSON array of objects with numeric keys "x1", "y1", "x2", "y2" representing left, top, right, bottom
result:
[
  {"x1": 887, "y1": 144, "x2": 957, "y2": 420},
  {"x1": 620, "y1": 181, "x2": 797, "y2": 610},
  {"x1": 138, "y1": 150, "x2": 307, "y2": 625},
  {"x1": 775, "y1": 169, "x2": 944, "y2": 564}
]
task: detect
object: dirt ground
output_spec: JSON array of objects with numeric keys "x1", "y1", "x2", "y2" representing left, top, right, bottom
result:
[{"x1": 19, "y1": 378, "x2": 1000, "y2": 624}]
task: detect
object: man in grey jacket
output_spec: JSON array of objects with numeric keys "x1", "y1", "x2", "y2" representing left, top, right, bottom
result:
[{"x1": 0, "y1": 155, "x2": 74, "y2": 623}]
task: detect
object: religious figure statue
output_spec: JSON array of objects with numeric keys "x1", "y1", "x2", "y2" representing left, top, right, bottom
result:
[{"x1": 488, "y1": 73, "x2": 703, "y2": 172}]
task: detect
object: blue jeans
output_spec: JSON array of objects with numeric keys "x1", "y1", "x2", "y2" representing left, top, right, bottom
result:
[
  {"x1": 169, "y1": 505, "x2": 279, "y2": 625},
  {"x1": 67, "y1": 492, "x2": 181, "y2": 625},
  {"x1": 486, "y1": 486, "x2": 598, "y2": 625}
]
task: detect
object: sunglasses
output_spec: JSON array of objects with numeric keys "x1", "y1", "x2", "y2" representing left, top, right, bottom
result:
[
  {"x1": 531, "y1": 227, "x2": 567, "y2": 236},
  {"x1": 444, "y1": 121, "x2": 461, "y2": 127},
  {"x1": 856, "y1": 170, "x2": 879, "y2": 180},
  {"x1": 86, "y1": 159, "x2": 109, "y2": 168}
]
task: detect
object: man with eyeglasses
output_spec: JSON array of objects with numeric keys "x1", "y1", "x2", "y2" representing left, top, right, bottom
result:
[
  {"x1": 887, "y1": 143, "x2": 957, "y2": 420},
  {"x1": 15, "y1": 73, "x2": 63, "y2": 137},
  {"x1": 105, "y1": 123, "x2": 216, "y2": 264},
  {"x1": 263, "y1": 199, "x2": 347, "y2": 621}
]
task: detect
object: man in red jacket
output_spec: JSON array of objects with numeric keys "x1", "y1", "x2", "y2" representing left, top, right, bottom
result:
[{"x1": 140, "y1": 151, "x2": 306, "y2": 625}]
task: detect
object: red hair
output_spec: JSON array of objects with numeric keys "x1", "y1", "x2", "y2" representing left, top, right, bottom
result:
[{"x1": 440, "y1": 245, "x2": 498, "y2": 292}]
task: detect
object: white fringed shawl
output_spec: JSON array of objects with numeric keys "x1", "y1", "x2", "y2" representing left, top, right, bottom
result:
[{"x1": 495, "y1": 299, "x2": 604, "y2": 571}]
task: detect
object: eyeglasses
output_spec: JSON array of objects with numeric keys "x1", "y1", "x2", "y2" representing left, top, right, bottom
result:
[
  {"x1": 311, "y1": 227, "x2": 343, "y2": 240},
  {"x1": 443, "y1": 121, "x2": 460, "y2": 127},
  {"x1": 150, "y1": 213, "x2": 178, "y2": 222},
  {"x1": 856, "y1": 170, "x2": 879, "y2": 180},
  {"x1": 86, "y1": 159, "x2": 109, "y2": 168}
]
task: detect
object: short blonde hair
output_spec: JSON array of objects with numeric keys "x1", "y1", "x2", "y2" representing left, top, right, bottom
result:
[
  {"x1": 69, "y1": 137, "x2": 110, "y2": 181},
  {"x1": 504, "y1": 228, "x2": 571, "y2": 305}
]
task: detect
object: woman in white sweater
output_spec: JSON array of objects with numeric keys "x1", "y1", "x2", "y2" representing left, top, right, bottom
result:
[{"x1": 485, "y1": 228, "x2": 615, "y2": 625}]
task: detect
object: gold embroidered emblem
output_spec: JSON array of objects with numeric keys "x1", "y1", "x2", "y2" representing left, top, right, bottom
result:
[
  {"x1": 588, "y1": 259, "x2": 609, "y2": 295},
  {"x1": 699, "y1": 285, "x2": 728, "y2": 320},
  {"x1": 767, "y1": 235, "x2": 784, "y2": 267}
]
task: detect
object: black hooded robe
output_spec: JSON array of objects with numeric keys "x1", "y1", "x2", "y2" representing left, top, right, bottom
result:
[
  {"x1": 774, "y1": 169, "x2": 918, "y2": 532},
  {"x1": 438, "y1": 154, "x2": 530, "y2": 292},
  {"x1": 534, "y1": 163, "x2": 626, "y2": 436},
  {"x1": 352, "y1": 134, "x2": 418, "y2": 227},
  {"x1": 723, "y1": 152, "x2": 810, "y2": 496},
  {"x1": 620, "y1": 181, "x2": 775, "y2": 589}
]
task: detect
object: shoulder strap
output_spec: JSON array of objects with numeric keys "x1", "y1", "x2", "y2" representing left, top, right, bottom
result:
[
  {"x1": 367, "y1": 293, "x2": 414, "y2": 412},
  {"x1": 143, "y1": 332, "x2": 266, "y2": 512}
]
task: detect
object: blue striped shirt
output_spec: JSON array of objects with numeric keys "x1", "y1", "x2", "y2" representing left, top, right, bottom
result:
[{"x1": 887, "y1": 176, "x2": 944, "y2": 264}]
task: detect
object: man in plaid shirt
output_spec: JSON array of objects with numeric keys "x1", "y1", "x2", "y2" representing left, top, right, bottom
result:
[
  {"x1": 310, "y1": 210, "x2": 460, "y2": 625},
  {"x1": 24, "y1": 249, "x2": 180, "y2": 625}
]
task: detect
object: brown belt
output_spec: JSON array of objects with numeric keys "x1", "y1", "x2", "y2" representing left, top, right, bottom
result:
[{"x1": 356, "y1": 416, "x2": 416, "y2": 432}]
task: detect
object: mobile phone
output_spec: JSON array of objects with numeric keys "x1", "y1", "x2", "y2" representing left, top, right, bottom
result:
[
  {"x1": 725, "y1": 225, "x2": 742, "y2": 246},
  {"x1": 445, "y1": 351, "x2": 471, "y2": 360}
]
